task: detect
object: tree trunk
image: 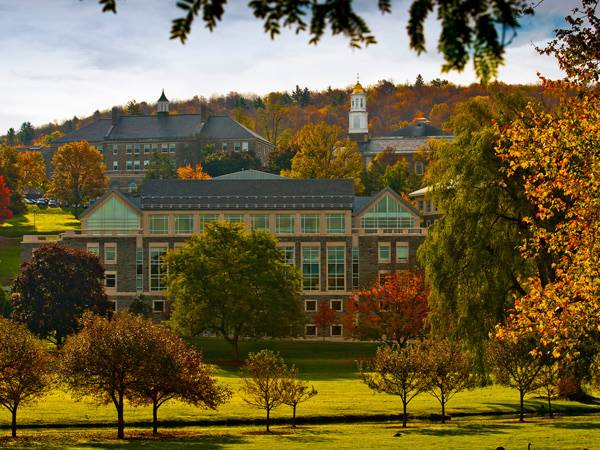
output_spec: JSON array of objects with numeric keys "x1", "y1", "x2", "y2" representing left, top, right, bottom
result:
[
  {"x1": 153, "y1": 401, "x2": 159, "y2": 435},
  {"x1": 402, "y1": 400, "x2": 407, "y2": 428},
  {"x1": 266, "y1": 407, "x2": 270, "y2": 432},
  {"x1": 292, "y1": 404, "x2": 297, "y2": 428},
  {"x1": 441, "y1": 396, "x2": 446, "y2": 424},
  {"x1": 519, "y1": 388, "x2": 525, "y2": 422},
  {"x1": 11, "y1": 406, "x2": 17, "y2": 438},
  {"x1": 117, "y1": 393, "x2": 125, "y2": 439},
  {"x1": 547, "y1": 389, "x2": 553, "y2": 419},
  {"x1": 232, "y1": 334, "x2": 240, "y2": 361}
]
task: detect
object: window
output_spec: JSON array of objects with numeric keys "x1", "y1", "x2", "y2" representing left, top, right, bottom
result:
[
  {"x1": 331, "y1": 299, "x2": 343, "y2": 312},
  {"x1": 415, "y1": 161, "x2": 424, "y2": 176},
  {"x1": 126, "y1": 144, "x2": 133, "y2": 155},
  {"x1": 304, "y1": 299, "x2": 317, "y2": 312},
  {"x1": 144, "y1": 144, "x2": 150, "y2": 154},
  {"x1": 87, "y1": 243, "x2": 99, "y2": 256},
  {"x1": 234, "y1": 142, "x2": 241, "y2": 152},
  {"x1": 169, "y1": 143, "x2": 176, "y2": 153},
  {"x1": 104, "y1": 244, "x2": 117, "y2": 264},
  {"x1": 86, "y1": 196, "x2": 141, "y2": 231},
  {"x1": 134, "y1": 160, "x2": 141, "y2": 171},
  {"x1": 224, "y1": 214, "x2": 243, "y2": 223},
  {"x1": 134, "y1": 143, "x2": 140, "y2": 155},
  {"x1": 361, "y1": 195, "x2": 415, "y2": 230},
  {"x1": 242, "y1": 142, "x2": 249, "y2": 152},
  {"x1": 352, "y1": 246, "x2": 359, "y2": 290},
  {"x1": 301, "y1": 214, "x2": 320, "y2": 234},
  {"x1": 417, "y1": 200, "x2": 424, "y2": 211},
  {"x1": 112, "y1": 145, "x2": 118, "y2": 155},
  {"x1": 330, "y1": 324, "x2": 343, "y2": 337},
  {"x1": 126, "y1": 160, "x2": 133, "y2": 171},
  {"x1": 221, "y1": 142, "x2": 228, "y2": 151},
  {"x1": 302, "y1": 246, "x2": 320, "y2": 291},
  {"x1": 281, "y1": 246, "x2": 295, "y2": 266},
  {"x1": 326, "y1": 214, "x2": 346, "y2": 233},
  {"x1": 136, "y1": 248, "x2": 143, "y2": 291},
  {"x1": 128, "y1": 181, "x2": 137, "y2": 193},
  {"x1": 143, "y1": 160, "x2": 150, "y2": 168},
  {"x1": 276, "y1": 214, "x2": 294, "y2": 234},
  {"x1": 150, "y1": 215, "x2": 169, "y2": 234},
  {"x1": 152, "y1": 143, "x2": 158, "y2": 153},
  {"x1": 175, "y1": 215, "x2": 193, "y2": 234},
  {"x1": 105, "y1": 272, "x2": 117, "y2": 289},
  {"x1": 396, "y1": 242, "x2": 409, "y2": 263},
  {"x1": 251, "y1": 215, "x2": 269, "y2": 231},
  {"x1": 378, "y1": 243, "x2": 391, "y2": 263},
  {"x1": 305, "y1": 324, "x2": 317, "y2": 336},
  {"x1": 327, "y1": 246, "x2": 345, "y2": 291},
  {"x1": 113, "y1": 161, "x2": 119, "y2": 171},
  {"x1": 149, "y1": 247, "x2": 167, "y2": 291},
  {"x1": 199, "y1": 215, "x2": 217, "y2": 232},
  {"x1": 161, "y1": 143, "x2": 168, "y2": 153},
  {"x1": 153, "y1": 300, "x2": 165, "y2": 313}
]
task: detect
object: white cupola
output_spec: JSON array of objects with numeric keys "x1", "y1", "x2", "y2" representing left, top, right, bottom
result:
[
  {"x1": 157, "y1": 89, "x2": 170, "y2": 115},
  {"x1": 348, "y1": 78, "x2": 368, "y2": 137}
]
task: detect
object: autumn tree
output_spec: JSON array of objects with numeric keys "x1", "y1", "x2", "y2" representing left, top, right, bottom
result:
[
  {"x1": 487, "y1": 333, "x2": 546, "y2": 422},
  {"x1": 126, "y1": 323, "x2": 231, "y2": 435},
  {"x1": 257, "y1": 94, "x2": 287, "y2": 148},
  {"x1": 0, "y1": 176, "x2": 12, "y2": 223},
  {"x1": 17, "y1": 151, "x2": 47, "y2": 193},
  {"x1": 344, "y1": 272, "x2": 428, "y2": 347},
  {"x1": 537, "y1": 360, "x2": 560, "y2": 419},
  {"x1": 144, "y1": 153, "x2": 177, "y2": 180},
  {"x1": 364, "y1": 149, "x2": 420, "y2": 195},
  {"x1": 11, "y1": 243, "x2": 109, "y2": 347},
  {"x1": 49, "y1": 141, "x2": 108, "y2": 205},
  {"x1": 0, "y1": 145, "x2": 25, "y2": 214},
  {"x1": 279, "y1": 367, "x2": 317, "y2": 428},
  {"x1": 166, "y1": 222, "x2": 303, "y2": 359},
  {"x1": 178, "y1": 162, "x2": 211, "y2": 180},
  {"x1": 423, "y1": 338, "x2": 473, "y2": 423},
  {"x1": 359, "y1": 344, "x2": 428, "y2": 428},
  {"x1": 313, "y1": 302, "x2": 337, "y2": 340},
  {"x1": 35, "y1": 130, "x2": 65, "y2": 146},
  {"x1": 0, "y1": 318, "x2": 51, "y2": 438},
  {"x1": 283, "y1": 123, "x2": 364, "y2": 192},
  {"x1": 241, "y1": 350, "x2": 289, "y2": 432}
]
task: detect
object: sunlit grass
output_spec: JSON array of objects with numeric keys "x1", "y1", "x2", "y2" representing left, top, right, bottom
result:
[{"x1": 0, "y1": 206, "x2": 80, "y2": 238}]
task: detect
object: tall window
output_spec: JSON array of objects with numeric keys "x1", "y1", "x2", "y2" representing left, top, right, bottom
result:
[
  {"x1": 352, "y1": 246, "x2": 359, "y2": 290},
  {"x1": 301, "y1": 214, "x2": 320, "y2": 234},
  {"x1": 234, "y1": 142, "x2": 241, "y2": 152},
  {"x1": 161, "y1": 143, "x2": 168, "y2": 153},
  {"x1": 149, "y1": 247, "x2": 167, "y2": 291},
  {"x1": 105, "y1": 272, "x2": 117, "y2": 290},
  {"x1": 113, "y1": 161, "x2": 118, "y2": 171},
  {"x1": 326, "y1": 214, "x2": 346, "y2": 233},
  {"x1": 415, "y1": 161, "x2": 424, "y2": 176},
  {"x1": 242, "y1": 142, "x2": 249, "y2": 152},
  {"x1": 126, "y1": 144, "x2": 133, "y2": 154},
  {"x1": 224, "y1": 214, "x2": 243, "y2": 223},
  {"x1": 327, "y1": 246, "x2": 345, "y2": 291},
  {"x1": 302, "y1": 246, "x2": 320, "y2": 291},
  {"x1": 104, "y1": 244, "x2": 117, "y2": 264},
  {"x1": 361, "y1": 195, "x2": 414, "y2": 230},
  {"x1": 169, "y1": 143, "x2": 176, "y2": 153},
  {"x1": 136, "y1": 248, "x2": 143, "y2": 291},
  {"x1": 175, "y1": 215, "x2": 193, "y2": 234},
  {"x1": 150, "y1": 215, "x2": 169, "y2": 234},
  {"x1": 281, "y1": 246, "x2": 295, "y2": 266},
  {"x1": 126, "y1": 160, "x2": 133, "y2": 171},
  {"x1": 251, "y1": 215, "x2": 269, "y2": 231},
  {"x1": 199, "y1": 215, "x2": 217, "y2": 232},
  {"x1": 134, "y1": 143, "x2": 140, "y2": 155},
  {"x1": 276, "y1": 214, "x2": 294, "y2": 234},
  {"x1": 144, "y1": 144, "x2": 150, "y2": 154},
  {"x1": 396, "y1": 242, "x2": 409, "y2": 263},
  {"x1": 378, "y1": 242, "x2": 391, "y2": 263},
  {"x1": 112, "y1": 145, "x2": 118, "y2": 155}
]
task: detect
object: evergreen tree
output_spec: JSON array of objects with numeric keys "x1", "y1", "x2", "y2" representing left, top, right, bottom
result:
[{"x1": 17, "y1": 122, "x2": 35, "y2": 146}]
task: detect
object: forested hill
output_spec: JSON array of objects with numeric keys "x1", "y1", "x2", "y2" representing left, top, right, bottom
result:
[{"x1": 32, "y1": 79, "x2": 548, "y2": 145}]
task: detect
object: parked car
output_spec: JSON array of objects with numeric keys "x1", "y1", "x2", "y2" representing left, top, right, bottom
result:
[
  {"x1": 48, "y1": 199, "x2": 58, "y2": 208},
  {"x1": 24, "y1": 198, "x2": 36, "y2": 205},
  {"x1": 36, "y1": 198, "x2": 48, "y2": 207}
]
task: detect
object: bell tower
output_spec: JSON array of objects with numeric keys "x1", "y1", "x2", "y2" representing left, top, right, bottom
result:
[
  {"x1": 348, "y1": 76, "x2": 368, "y2": 141},
  {"x1": 157, "y1": 89, "x2": 170, "y2": 116}
]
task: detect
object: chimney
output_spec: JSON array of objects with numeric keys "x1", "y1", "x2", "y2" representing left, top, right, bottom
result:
[{"x1": 111, "y1": 107, "x2": 120, "y2": 126}]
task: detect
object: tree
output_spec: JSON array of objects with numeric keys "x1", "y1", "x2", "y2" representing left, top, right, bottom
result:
[
  {"x1": 17, "y1": 151, "x2": 47, "y2": 193},
  {"x1": 202, "y1": 151, "x2": 261, "y2": 177},
  {"x1": 365, "y1": 150, "x2": 421, "y2": 195},
  {"x1": 49, "y1": 141, "x2": 108, "y2": 205},
  {"x1": 178, "y1": 162, "x2": 211, "y2": 180},
  {"x1": 144, "y1": 153, "x2": 177, "y2": 180},
  {"x1": 487, "y1": 333, "x2": 545, "y2": 422},
  {"x1": 279, "y1": 367, "x2": 317, "y2": 428},
  {"x1": 537, "y1": 360, "x2": 560, "y2": 419},
  {"x1": 268, "y1": 142, "x2": 298, "y2": 174},
  {"x1": 126, "y1": 323, "x2": 231, "y2": 435},
  {"x1": 344, "y1": 272, "x2": 428, "y2": 347},
  {"x1": 0, "y1": 145, "x2": 25, "y2": 214},
  {"x1": 166, "y1": 222, "x2": 304, "y2": 359},
  {"x1": 283, "y1": 123, "x2": 364, "y2": 192},
  {"x1": 0, "y1": 176, "x2": 12, "y2": 223},
  {"x1": 359, "y1": 344, "x2": 428, "y2": 428},
  {"x1": 0, "y1": 289, "x2": 12, "y2": 318},
  {"x1": 11, "y1": 243, "x2": 109, "y2": 347},
  {"x1": 17, "y1": 122, "x2": 35, "y2": 146},
  {"x1": 5, "y1": 128, "x2": 16, "y2": 146},
  {"x1": 127, "y1": 295, "x2": 152, "y2": 318},
  {"x1": 241, "y1": 349, "x2": 288, "y2": 432},
  {"x1": 257, "y1": 94, "x2": 286, "y2": 148},
  {"x1": 35, "y1": 130, "x2": 65, "y2": 146},
  {"x1": 0, "y1": 318, "x2": 51, "y2": 438},
  {"x1": 414, "y1": 74, "x2": 424, "y2": 87},
  {"x1": 423, "y1": 338, "x2": 472, "y2": 423},
  {"x1": 126, "y1": 100, "x2": 142, "y2": 115},
  {"x1": 313, "y1": 302, "x2": 337, "y2": 340}
]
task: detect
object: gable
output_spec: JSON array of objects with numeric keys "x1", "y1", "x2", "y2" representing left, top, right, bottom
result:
[
  {"x1": 356, "y1": 190, "x2": 419, "y2": 229},
  {"x1": 84, "y1": 193, "x2": 141, "y2": 231}
]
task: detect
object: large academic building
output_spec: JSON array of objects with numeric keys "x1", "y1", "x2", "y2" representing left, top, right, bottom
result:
[{"x1": 21, "y1": 170, "x2": 427, "y2": 337}]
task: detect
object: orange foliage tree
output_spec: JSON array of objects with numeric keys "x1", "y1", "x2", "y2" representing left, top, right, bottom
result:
[
  {"x1": 0, "y1": 176, "x2": 12, "y2": 223},
  {"x1": 344, "y1": 271, "x2": 428, "y2": 346},
  {"x1": 177, "y1": 162, "x2": 211, "y2": 180},
  {"x1": 313, "y1": 302, "x2": 337, "y2": 340},
  {"x1": 17, "y1": 151, "x2": 47, "y2": 192}
]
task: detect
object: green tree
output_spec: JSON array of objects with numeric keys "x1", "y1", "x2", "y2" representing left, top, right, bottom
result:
[
  {"x1": 5, "y1": 128, "x2": 16, "y2": 146},
  {"x1": 126, "y1": 100, "x2": 142, "y2": 115},
  {"x1": 0, "y1": 318, "x2": 51, "y2": 438},
  {"x1": 279, "y1": 367, "x2": 317, "y2": 428},
  {"x1": 414, "y1": 74, "x2": 425, "y2": 87},
  {"x1": 202, "y1": 151, "x2": 261, "y2": 177},
  {"x1": 17, "y1": 122, "x2": 35, "y2": 146},
  {"x1": 283, "y1": 123, "x2": 364, "y2": 192},
  {"x1": 0, "y1": 145, "x2": 25, "y2": 214},
  {"x1": 0, "y1": 289, "x2": 11, "y2": 318},
  {"x1": 166, "y1": 222, "x2": 303, "y2": 359},
  {"x1": 11, "y1": 243, "x2": 109, "y2": 347},
  {"x1": 144, "y1": 153, "x2": 177, "y2": 180},
  {"x1": 365, "y1": 149, "x2": 420, "y2": 195}
]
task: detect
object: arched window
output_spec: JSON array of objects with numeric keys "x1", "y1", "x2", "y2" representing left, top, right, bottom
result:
[
  {"x1": 360, "y1": 195, "x2": 415, "y2": 230},
  {"x1": 128, "y1": 181, "x2": 138, "y2": 193}
]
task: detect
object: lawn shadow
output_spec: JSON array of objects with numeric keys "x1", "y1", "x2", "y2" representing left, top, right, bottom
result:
[
  {"x1": 542, "y1": 420, "x2": 600, "y2": 431},
  {"x1": 407, "y1": 421, "x2": 519, "y2": 437}
]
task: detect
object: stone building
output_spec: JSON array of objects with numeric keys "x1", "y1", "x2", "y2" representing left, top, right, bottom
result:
[
  {"x1": 56, "y1": 91, "x2": 274, "y2": 192},
  {"x1": 21, "y1": 170, "x2": 427, "y2": 338}
]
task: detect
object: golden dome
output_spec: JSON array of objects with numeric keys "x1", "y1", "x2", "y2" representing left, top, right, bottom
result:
[{"x1": 352, "y1": 82, "x2": 365, "y2": 94}]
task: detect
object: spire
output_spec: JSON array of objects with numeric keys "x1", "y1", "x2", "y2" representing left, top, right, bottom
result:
[
  {"x1": 157, "y1": 89, "x2": 170, "y2": 115},
  {"x1": 158, "y1": 89, "x2": 169, "y2": 102}
]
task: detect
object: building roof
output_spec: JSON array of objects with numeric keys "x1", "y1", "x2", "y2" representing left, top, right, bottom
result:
[
  {"x1": 352, "y1": 82, "x2": 365, "y2": 94},
  {"x1": 140, "y1": 178, "x2": 355, "y2": 210},
  {"x1": 56, "y1": 119, "x2": 113, "y2": 143},
  {"x1": 384, "y1": 121, "x2": 451, "y2": 138},
  {"x1": 353, "y1": 196, "x2": 373, "y2": 213},
  {"x1": 409, "y1": 186, "x2": 431, "y2": 197},
  {"x1": 200, "y1": 115, "x2": 271, "y2": 144},
  {"x1": 358, "y1": 137, "x2": 432, "y2": 155},
  {"x1": 158, "y1": 90, "x2": 169, "y2": 102},
  {"x1": 214, "y1": 169, "x2": 287, "y2": 180}
]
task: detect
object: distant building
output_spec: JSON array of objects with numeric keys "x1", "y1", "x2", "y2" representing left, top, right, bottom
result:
[
  {"x1": 56, "y1": 90, "x2": 274, "y2": 192},
  {"x1": 347, "y1": 80, "x2": 453, "y2": 175},
  {"x1": 408, "y1": 186, "x2": 441, "y2": 227},
  {"x1": 21, "y1": 170, "x2": 427, "y2": 338}
]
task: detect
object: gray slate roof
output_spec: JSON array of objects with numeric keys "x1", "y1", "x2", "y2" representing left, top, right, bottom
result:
[
  {"x1": 140, "y1": 179, "x2": 354, "y2": 210},
  {"x1": 384, "y1": 121, "x2": 451, "y2": 138},
  {"x1": 56, "y1": 119, "x2": 112, "y2": 143},
  {"x1": 200, "y1": 115, "x2": 270, "y2": 143},
  {"x1": 214, "y1": 170, "x2": 287, "y2": 180}
]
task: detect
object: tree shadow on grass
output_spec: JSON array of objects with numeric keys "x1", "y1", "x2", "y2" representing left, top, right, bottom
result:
[
  {"x1": 406, "y1": 422, "x2": 519, "y2": 437},
  {"x1": 542, "y1": 420, "x2": 600, "y2": 431}
]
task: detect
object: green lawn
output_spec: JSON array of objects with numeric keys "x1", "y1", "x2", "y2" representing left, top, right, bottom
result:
[
  {"x1": 0, "y1": 238, "x2": 20, "y2": 285},
  {"x1": 0, "y1": 206, "x2": 80, "y2": 238}
]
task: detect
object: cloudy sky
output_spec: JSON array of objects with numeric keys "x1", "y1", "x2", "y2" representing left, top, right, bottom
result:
[{"x1": 0, "y1": 0, "x2": 575, "y2": 132}]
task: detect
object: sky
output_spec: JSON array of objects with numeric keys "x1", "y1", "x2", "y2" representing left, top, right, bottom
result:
[{"x1": 0, "y1": 0, "x2": 577, "y2": 132}]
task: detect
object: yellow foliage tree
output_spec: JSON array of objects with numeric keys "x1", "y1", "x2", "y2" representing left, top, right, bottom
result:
[
  {"x1": 49, "y1": 141, "x2": 108, "y2": 204},
  {"x1": 283, "y1": 123, "x2": 364, "y2": 192},
  {"x1": 177, "y1": 162, "x2": 211, "y2": 180},
  {"x1": 17, "y1": 151, "x2": 47, "y2": 192}
]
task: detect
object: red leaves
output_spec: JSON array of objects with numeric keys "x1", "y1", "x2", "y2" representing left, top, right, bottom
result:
[{"x1": 0, "y1": 175, "x2": 12, "y2": 223}]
